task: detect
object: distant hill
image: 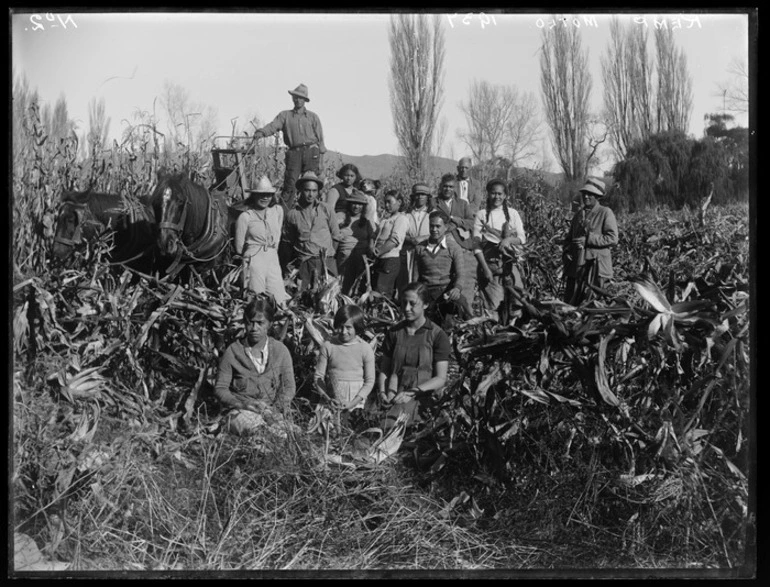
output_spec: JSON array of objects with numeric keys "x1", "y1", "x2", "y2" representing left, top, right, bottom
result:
[
  {"x1": 326, "y1": 150, "x2": 565, "y2": 187},
  {"x1": 325, "y1": 151, "x2": 456, "y2": 181}
]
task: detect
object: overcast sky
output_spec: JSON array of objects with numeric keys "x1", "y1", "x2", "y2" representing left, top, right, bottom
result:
[{"x1": 11, "y1": 10, "x2": 751, "y2": 173}]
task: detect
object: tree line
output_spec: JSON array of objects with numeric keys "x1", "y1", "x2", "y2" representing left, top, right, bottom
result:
[
  {"x1": 12, "y1": 14, "x2": 749, "y2": 211},
  {"x1": 387, "y1": 14, "x2": 749, "y2": 210}
]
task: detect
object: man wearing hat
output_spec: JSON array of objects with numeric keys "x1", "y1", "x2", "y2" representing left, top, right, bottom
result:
[
  {"x1": 284, "y1": 171, "x2": 341, "y2": 292},
  {"x1": 562, "y1": 177, "x2": 618, "y2": 305},
  {"x1": 253, "y1": 83, "x2": 326, "y2": 208},
  {"x1": 234, "y1": 176, "x2": 290, "y2": 307},
  {"x1": 455, "y1": 157, "x2": 485, "y2": 214},
  {"x1": 434, "y1": 173, "x2": 479, "y2": 311}
]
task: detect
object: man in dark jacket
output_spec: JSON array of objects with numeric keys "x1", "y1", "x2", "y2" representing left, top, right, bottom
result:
[
  {"x1": 562, "y1": 177, "x2": 619, "y2": 305},
  {"x1": 434, "y1": 173, "x2": 478, "y2": 311}
]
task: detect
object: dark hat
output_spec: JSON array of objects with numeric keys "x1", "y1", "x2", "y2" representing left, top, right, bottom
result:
[
  {"x1": 579, "y1": 177, "x2": 606, "y2": 197},
  {"x1": 295, "y1": 171, "x2": 324, "y2": 190},
  {"x1": 288, "y1": 83, "x2": 310, "y2": 102},
  {"x1": 346, "y1": 190, "x2": 369, "y2": 205},
  {"x1": 359, "y1": 178, "x2": 377, "y2": 194},
  {"x1": 411, "y1": 183, "x2": 432, "y2": 197}
]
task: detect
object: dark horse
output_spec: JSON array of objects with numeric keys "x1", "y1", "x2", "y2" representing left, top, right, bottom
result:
[
  {"x1": 52, "y1": 189, "x2": 158, "y2": 272},
  {"x1": 151, "y1": 171, "x2": 232, "y2": 279}
]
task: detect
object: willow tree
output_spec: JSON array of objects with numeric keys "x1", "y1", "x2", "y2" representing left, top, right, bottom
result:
[
  {"x1": 388, "y1": 14, "x2": 445, "y2": 182},
  {"x1": 539, "y1": 19, "x2": 593, "y2": 181}
]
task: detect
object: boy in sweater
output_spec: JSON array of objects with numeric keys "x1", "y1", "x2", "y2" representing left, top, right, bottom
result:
[{"x1": 413, "y1": 210, "x2": 472, "y2": 327}]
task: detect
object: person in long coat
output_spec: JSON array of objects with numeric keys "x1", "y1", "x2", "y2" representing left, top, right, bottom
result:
[{"x1": 562, "y1": 177, "x2": 618, "y2": 305}]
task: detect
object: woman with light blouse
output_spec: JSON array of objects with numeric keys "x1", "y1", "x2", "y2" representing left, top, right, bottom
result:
[{"x1": 235, "y1": 176, "x2": 289, "y2": 307}]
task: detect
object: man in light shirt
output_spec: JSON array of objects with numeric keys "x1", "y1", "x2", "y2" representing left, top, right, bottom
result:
[
  {"x1": 254, "y1": 83, "x2": 325, "y2": 208},
  {"x1": 455, "y1": 157, "x2": 485, "y2": 214}
]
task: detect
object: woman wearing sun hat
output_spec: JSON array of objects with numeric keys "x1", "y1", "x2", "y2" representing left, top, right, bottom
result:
[
  {"x1": 235, "y1": 176, "x2": 289, "y2": 306},
  {"x1": 562, "y1": 177, "x2": 618, "y2": 305}
]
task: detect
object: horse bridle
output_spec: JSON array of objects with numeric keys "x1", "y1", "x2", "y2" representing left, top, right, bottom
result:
[
  {"x1": 53, "y1": 201, "x2": 91, "y2": 248},
  {"x1": 158, "y1": 186, "x2": 188, "y2": 234}
]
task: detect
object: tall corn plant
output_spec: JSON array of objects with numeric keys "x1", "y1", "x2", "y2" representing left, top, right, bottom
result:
[{"x1": 13, "y1": 101, "x2": 79, "y2": 278}]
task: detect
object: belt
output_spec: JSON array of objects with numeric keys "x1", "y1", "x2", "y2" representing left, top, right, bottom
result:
[{"x1": 288, "y1": 143, "x2": 317, "y2": 150}]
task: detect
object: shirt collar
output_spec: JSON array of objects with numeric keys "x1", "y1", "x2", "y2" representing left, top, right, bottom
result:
[
  {"x1": 293, "y1": 106, "x2": 306, "y2": 114},
  {"x1": 427, "y1": 236, "x2": 448, "y2": 250}
]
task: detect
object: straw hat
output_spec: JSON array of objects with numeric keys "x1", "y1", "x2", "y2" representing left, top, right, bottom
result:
[
  {"x1": 288, "y1": 83, "x2": 310, "y2": 101},
  {"x1": 244, "y1": 176, "x2": 276, "y2": 196}
]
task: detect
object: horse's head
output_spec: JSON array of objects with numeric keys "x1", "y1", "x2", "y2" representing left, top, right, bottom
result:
[
  {"x1": 152, "y1": 174, "x2": 189, "y2": 257},
  {"x1": 52, "y1": 200, "x2": 85, "y2": 260}
]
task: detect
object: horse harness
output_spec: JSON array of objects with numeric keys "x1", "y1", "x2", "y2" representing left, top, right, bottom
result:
[
  {"x1": 53, "y1": 199, "x2": 117, "y2": 249},
  {"x1": 161, "y1": 185, "x2": 230, "y2": 275}
]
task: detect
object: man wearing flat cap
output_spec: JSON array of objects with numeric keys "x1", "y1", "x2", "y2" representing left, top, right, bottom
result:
[
  {"x1": 284, "y1": 171, "x2": 341, "y2": 292},
  {"x1": 562, "y1": 177, "x2": 618, "y2": 305},
  {"x1": 455, "y1": 156, "x2": 485, "y2": 214},
  {"x1": 254, "y1": 83, "x2": 326, "y2": 208}
]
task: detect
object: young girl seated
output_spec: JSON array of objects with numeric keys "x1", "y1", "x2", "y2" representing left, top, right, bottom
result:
[{"x1": 314, "y1": 305, "x2": 376, "y2": 420}]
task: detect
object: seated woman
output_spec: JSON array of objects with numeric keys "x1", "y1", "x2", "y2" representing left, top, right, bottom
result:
[
  {"x1": 214, "y1": 296, "x2": 296, "y2": 437},
  {"x1": 334, "y1": 190, "x2": 375, "y2": 296},
  {"x1": 377, "y1": 282, "x2": 451, "y2": 429}
]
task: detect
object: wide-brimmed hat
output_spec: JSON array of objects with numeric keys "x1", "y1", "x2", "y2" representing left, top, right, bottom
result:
[
  {"x1": 346, "y1": 190, "x2": 369, "y2": 205},
  {"x1": 411, "y1": 183, "x2": 432, "y2": 197},
  {"x1": 244, "y1": 176, "x2": 276, "y2": 196},
  {"x1": 288, "y1": 83, "x2": 310, "y2": 102},
  {"x1": 295, "y1": 171, "x2": 324, "y2": 190},
  {"x1": 579, "y1": 177, "x2": 606, "y2": 197}
]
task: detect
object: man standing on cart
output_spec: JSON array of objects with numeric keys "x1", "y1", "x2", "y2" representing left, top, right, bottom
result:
[{"x1": 253, "y1": 83, "x2": 326, "y2": 209}]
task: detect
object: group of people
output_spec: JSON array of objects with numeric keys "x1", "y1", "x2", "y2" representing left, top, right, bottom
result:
[
  {"x1": 219, "y1": 82, "x2": 620, "y2": 440},
  {"x1": 215, "y1": 283, "x2": 451, "y2": 437}
]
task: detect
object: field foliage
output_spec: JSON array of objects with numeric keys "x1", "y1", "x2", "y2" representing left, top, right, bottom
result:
[{"x1": 11, "y1": 97, "x2": 753, "y2": 575}]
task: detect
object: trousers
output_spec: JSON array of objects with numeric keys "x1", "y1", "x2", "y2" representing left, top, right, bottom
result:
[{"x1": 283, "y1": 145, "x2": 321, "y2": 208}]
